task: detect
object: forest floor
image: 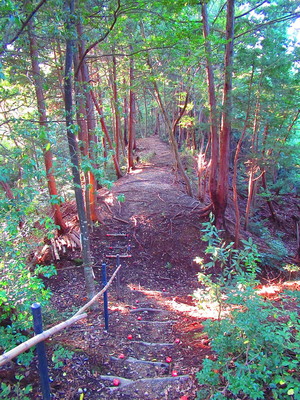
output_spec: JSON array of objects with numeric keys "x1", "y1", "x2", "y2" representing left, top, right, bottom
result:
[{"x1": 2, "y1": 136, "x2": 300, "y2": 399}]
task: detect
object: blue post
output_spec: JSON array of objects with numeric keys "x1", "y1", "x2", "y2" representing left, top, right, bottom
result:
[
  {"x1": 31, "y1": 303, "x2": 51, "y2": 400},
  {"x1": 102, "y1": 262, "x2": 109, "y2": 331},
  {"x1": 116, "y1": 254, "x2": 121, "y2": 300}
]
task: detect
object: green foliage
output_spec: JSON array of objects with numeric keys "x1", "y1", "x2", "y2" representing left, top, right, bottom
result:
[
  {"x1": 0, "y1": 259, "x2": 56, "y2": 365},
  {"x1": 194, "y1": 213, "x2": 260, "y2": 319},
  {"x1": 51, "y1": 345, "x2": 74, "y2": 369},
  {"x1": 248, "y1": 220, "x2": 289, "y2": 269},
  {"x1": 1, "y1": 374, "x2": 32, "y2": 400},
  {"x1": 164, "y1": 261, "x2": 173, "y2": 270},
  {"x1": 0, "y1": 191, "x2": 57, "y2": 366},
  {"x1": 117, "y1": 193, "x2": 126, "y2": 203},
  {"x1": 195, "y1": 216, "x2": 300, "y2": 399},
  {"x1": 197, "y1": 291, "x2": 300, "y2": 400}
]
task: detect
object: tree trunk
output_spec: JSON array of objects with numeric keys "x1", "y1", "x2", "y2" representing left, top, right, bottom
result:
[
  {"x1": 64, "y1": 0, "x2": 95, "y2": 302},
  {"x1": 201, "y1": 2, "x2": 219, "y2": 218},
  {"x1": 91, "y1": 90, "x2": 123, "y2": 178},
  {"x1": 123, "y1": 78, "x2": 128, "y2": 146},
  {"x1": 217, "y1": 0, "x2": 235, "y2": 227},
  {"x1": 127, "y1": 52, "x2": 136, "y2": 172},
  {"x1": 261, "y1": 124, "x2": 277, "y2": 221},
  {"x1": 77, "y1": 23, "x2": 98, "y2": 223},
  {"x1": 153, "y1": 81, "x2": 192, "y2": 196},
  {"x1": 244, "y1": 96, "x2": 260, "y2": 230},
  {"x1": 112, "y1": 54, "x2": 122, "y2": 161},
  {"x1": 28, "y1": 18, "x2": 66, "y2": 233},
  {"x1": 232, "y1": 65, "x2": 254, "y2": 246},
  {"x1": 0, "y1": 180, "x2": 14, "y2": 199}
]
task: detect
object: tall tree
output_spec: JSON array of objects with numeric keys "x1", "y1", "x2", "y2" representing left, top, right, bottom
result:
[
  {"x1": 127, "y1": 48, "x2": 136, "y2": 172},
  {"x1": 217, "y1": 0, "x2": 235, "y2": 226},
  {"x1": 27, "y1": 16, "x2": 67, "y2": 233},
  {"x1": 64, "y1": 0, "x2": 95, "y2": 302}
]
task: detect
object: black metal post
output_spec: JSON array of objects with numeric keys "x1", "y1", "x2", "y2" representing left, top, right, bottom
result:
[
  {"x1": 31, "y1": 303, "x2": 51, "y2": 400},
  {"x1": 116, "y1": 254, "x2": 121, "y2": 300},
  {"x1": 102, "y1": 263, "x2": 109, "y2": 331}
]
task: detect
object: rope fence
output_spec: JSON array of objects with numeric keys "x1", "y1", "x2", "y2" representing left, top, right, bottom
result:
[{"x1": 0, "y1": 263, "x2": 122, "y2": 367}]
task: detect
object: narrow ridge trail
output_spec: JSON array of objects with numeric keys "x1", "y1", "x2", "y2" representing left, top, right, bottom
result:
[{"x1": 46, "y1": 136, "x2": 214, "y2": 400}]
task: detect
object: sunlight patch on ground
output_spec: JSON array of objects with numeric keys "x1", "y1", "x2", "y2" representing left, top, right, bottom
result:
[
  {"x1": 129, "y1": 168, "x2": 144, "y2": 174},
  {"x1": 256, "y1": 280, "x2": 300, "y2": 299},
  {"x1": 109, "y1": 303, "x2": 131, "y2": 314},
  {"x1": 127, "y1": 284, "x2": 222, "y2": 319},
  {"x1": 162, "y1": 298, "x2": 221, "y2": 319}
]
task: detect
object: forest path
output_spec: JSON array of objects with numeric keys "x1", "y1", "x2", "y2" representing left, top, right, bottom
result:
[
  {"x1": 96, "y1": 135, "x2": 203, "y2": 271},
  {"x1": 46, "y1": 136, "x2": 213, "y2": 400}
]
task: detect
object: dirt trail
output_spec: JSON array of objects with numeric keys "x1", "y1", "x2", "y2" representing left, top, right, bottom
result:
[{"x1": 39, "y1": 136, "x2": 212, "y2": 399}]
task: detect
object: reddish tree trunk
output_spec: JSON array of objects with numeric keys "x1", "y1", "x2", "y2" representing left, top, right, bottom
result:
[
  {"x1": 112, "y1": 55, "x2": 122, "y2": 161},
  {"x1": 217, "y1": 0, "x2": 235, "y2": 227},
  {"x1": 127, "y1": 53, "x2": 136, "y2": 172},
  {"x1": 28, "y1": 20, "x2": 66, "y2": 233},
  {"x1": 77, "y1": 23, "x2": 98, "y2": 223},
  {"x1": 123, "y1": 78, "x2": 128, "y2": 146},
  {"x1": 232, "y1": 65, "x2": 254, "y2": 246},
  {"x1": 201, "y1": 3, "x2": 219, "y2": 217},
  {"x1": 91, "y1": 90, "x2": 123, "y2": 178}
]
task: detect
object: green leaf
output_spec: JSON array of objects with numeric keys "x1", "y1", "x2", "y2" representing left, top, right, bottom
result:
[{"x1": 45, "y1": 143, "x2": 51, "y2": 151}]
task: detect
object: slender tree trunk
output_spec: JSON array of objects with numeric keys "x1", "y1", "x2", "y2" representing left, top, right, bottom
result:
[
  {"x1": 28, "y1": 19, "x2": 66, "y2": 233},
  {"x1": 232, "y1": 65, "x2": 254, "y2": 246},
  {"x1": 53, "y1": 40, "x2": 65, "y2": 101},
  {"x1": 153, "y1": 81, "x2": 192, "y2": 196},
  {"x1": 261, "y1": 124, "x2": 277, "y2": 221},
  {"x1": 201, "y1": 3, "x2": 219, "y2": 217},
  {"x1": 127, "y1": 52, "x2": 135, "y2": 172},
  {"x1": 143, "y1": 89, "x2": 148, "y2": 137},
  {"x1": 218, "y1": 0, "x2": 235, "y2": 227},
  {"x1": 77, "y1": 23, "x2": 98, "y2": 223},
  {"x1": 0, "y1": 181, "x2": 14, "y2": 200},
  {"x1": 112, "y1": 54, "x2": 123, "y2": 161},
  {"x1": 244, "y1": 96, "x2": 260, "y2": 230},
  {"x1": 123, "y1": 78, "x2": 128, "y2": 146},
  {"x1": 73, "y1": 54, "x2": 92, "y2": 226},
  {"x1": 64, "y1": 0, "x2": 95, "y2": 302},
  {"x1": 91, "y1": 90, "x2": 123, "y2": 178}
]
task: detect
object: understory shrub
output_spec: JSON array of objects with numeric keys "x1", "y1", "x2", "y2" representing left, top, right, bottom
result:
[
  {"x1": 0, "y1": 194, "x2": 57, "y2": 397},
  {"x1": 195, "y1": 215, "x2": 300, "y2": 399}
]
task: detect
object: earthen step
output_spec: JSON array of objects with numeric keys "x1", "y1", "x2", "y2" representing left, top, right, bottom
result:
[
  {"x1": 100, "y1": 374, "x2": 191, "y2": 399},
  {"x1": 109, "y1": 356, "x2": 169, "y2": 379}
]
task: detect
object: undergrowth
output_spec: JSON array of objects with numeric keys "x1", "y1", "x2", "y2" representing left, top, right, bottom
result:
[{"x1": 195, "y1": 214, "x2": 300, "y2": 400}]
